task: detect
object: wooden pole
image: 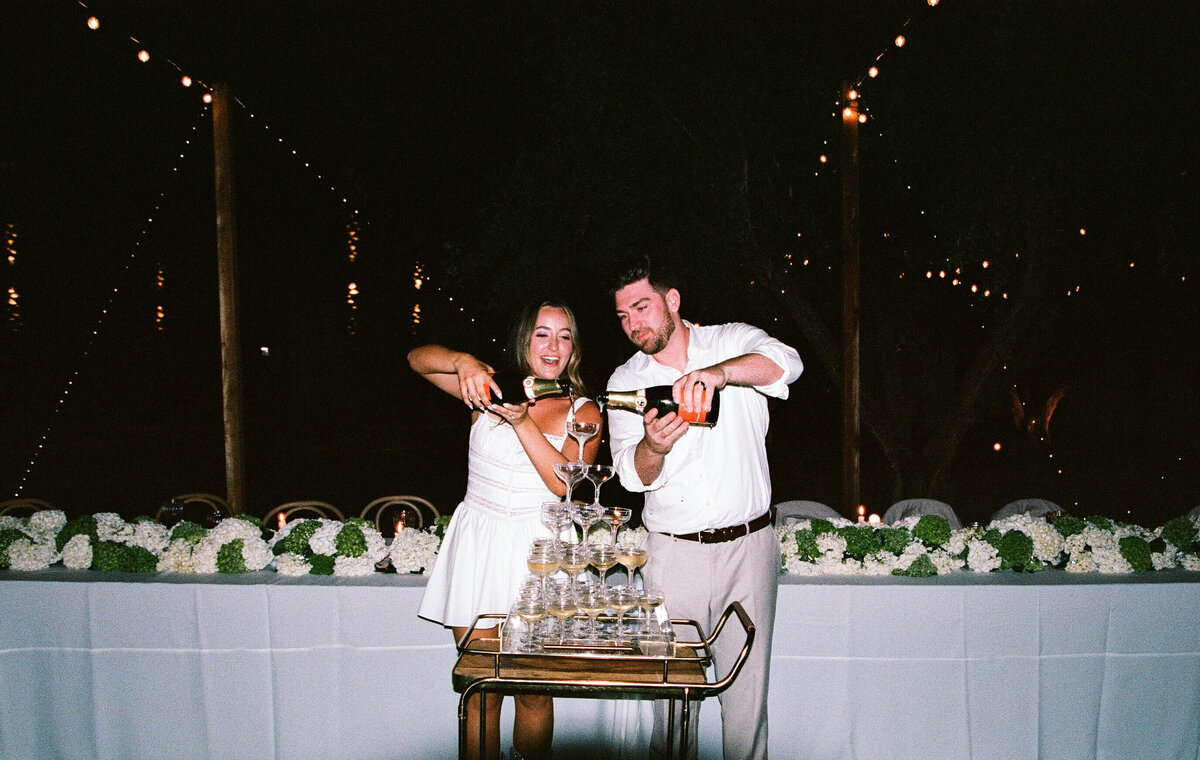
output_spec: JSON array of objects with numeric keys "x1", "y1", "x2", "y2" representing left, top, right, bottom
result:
[
  {"x1": 839, "y1": 82, "x2": 862, "y2": 518},
  {"x1": 212, "y1": 84, "x2": 246, "y2": 515}
]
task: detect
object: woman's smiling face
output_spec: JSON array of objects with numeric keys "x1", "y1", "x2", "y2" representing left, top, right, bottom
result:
[{"x1": 526, "y1": 306, "x2": 574, "y2": 379}]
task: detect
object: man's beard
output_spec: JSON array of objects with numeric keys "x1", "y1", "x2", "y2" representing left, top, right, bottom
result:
[{"x1": 634, "y1": 317, "x2": 674, "y2": 355}]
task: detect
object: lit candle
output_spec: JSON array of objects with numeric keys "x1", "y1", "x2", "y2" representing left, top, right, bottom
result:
[
  {"x1": 857, "y1": 505, "x2": 866, "y2": 523},
  {"x1": 277, "y1": 513, "x2": 286, "y2": 530}
]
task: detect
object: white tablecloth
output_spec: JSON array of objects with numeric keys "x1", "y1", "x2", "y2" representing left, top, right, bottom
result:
[{"x1": 2, "y1": 568, "x2": 1199, "y2": 760}]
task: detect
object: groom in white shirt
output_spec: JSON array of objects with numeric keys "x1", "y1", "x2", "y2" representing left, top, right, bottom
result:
[{"x1": 606, "y1": 256, "x2": 803, "y2": 760}]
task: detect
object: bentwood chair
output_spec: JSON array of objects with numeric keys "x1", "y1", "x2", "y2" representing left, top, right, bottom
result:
[
  {"x1": 1187, "y1": 505, "x2": 1200, "y2": 521},
  {"x1": 774, "y1": 500, "x2": 842, "y2": 525},
  {"x1": 991, "y1": 498, "x2": 1063, "y2": 522},
  {"x1": 263, "y1": 501, "x2": 345, "y2": 530},
  {"x1": 360, "y1": 495, "x2": 440, "y2": 534},
  {"x1": 0, "y1": 498, "x2": 57, "y2": 517},
  {"x1": 883, "y1": 498, "x2": 963, "y2": 530}
]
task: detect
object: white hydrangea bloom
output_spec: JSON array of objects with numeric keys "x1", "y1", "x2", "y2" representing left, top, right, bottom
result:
[
  {"x1": 308, "y1": 520, "x2": 341, "y2": 556},
  {"x1": 1064, "y1": 550, "x2": 1098, "y2": 573},
  {"x1": 1151, "y1": 548, "x2": 1177, "y2": 570},
  {"x1": 785, "y1": 555, "x2": 822, "y2": 575},
  {"x1": 130, "y1": 522, "x2": 171, "y2": 555},
  {"x1": 1181, "y1": 554, "x2": 1200, "y2": 572},
  {"x1": 240, "y1": 537, "x2": 273, "y2": 571},
  {"x1": 943, "y1": 529, "x2": 970, "y2": 558},
  {"x1": 29, "y1": 510, "x2": 67, "y2": 538},
  {"x1": 616, "y1": 526, "x2": 648, "y2": 549},
  {"x1": 966, "y1": 538, "x2": 1002, "y2": 573},
  {"x1": 894, "y1": 542, "x2": 932, "y2": 573},
  {"x1": 95, "y1": 513, "x2": 133, "y2": 543},
  {"x1": 189, "y1": 539, "x2": 221, "y2": 574},
  {"x1": 862, "y1": 552, "x2": 900, "y2": 575},
  {"x1": 7, "y1": 539, "x2": 57, "y2": 570},
  {"x1": 929, "y1": 548, "x2": 963, "y2": 575},
  {"x1": 359, "y1": 526, "x2": 389, "y2": 563},
  {"x1": 273, "y1": 552, "x2": 311, "y2": 576},
  {"x1": 157, "y1": 538, "x2": 195, "y2": 573},
  {"x1": 816, "y1": 532, "x2": 847, "y2": 559},
  {"x1": 334, "y1": 555, "x2": 377, "y2": 576},
  {"x1": 0, "y1": 515, "x2": 24, "y2": 531},
  {"x1": 389, "y1": 529, "x2": 441, "y2": 573},
  {"x1": 62, "y1": 534, "x2": 93, "y2": 570},
  {"x1": 1092, "y1": 545, "x2": 1132, "y2": 574}
]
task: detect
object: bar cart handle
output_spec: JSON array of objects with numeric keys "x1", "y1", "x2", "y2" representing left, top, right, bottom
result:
[{"x1": 704, "y1": 601, "x2": 757, "y2": 694}]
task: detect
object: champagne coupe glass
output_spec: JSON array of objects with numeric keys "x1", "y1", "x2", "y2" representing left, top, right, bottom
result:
[
  {"x1": 512, "y1": 598, "x2": 547, "y2": 653},
  {"x1": 527, "y1": 545, "x2": 561, "y2": 596},
  {"x1": 546, "y1": 588, "x2": 579, "y2": 642},
  {"x1": 616, "y1": 546, "x2": 647, "y2": 589},
  {"x1": 559, "y1": 543, "x2": 592, "y2": 587},
  {"x1": 540, "y1": 501, "x2": 572, "y2": 552},
  {"x1": 567, "y1": 421, "x2": 599, "y2": 464},
  {"x1": 572, "y1": 503, "x2": 604, "y2": 544},
  {"x1": 578, "y1": 585, "x2": 611, "y2": 643},
  {"x1": 590, "y1": 544, "x2": 618, "y2": 587},
  {"x1": 602, "y1": 505, "x2": 632, "y2": 545},
  {"x1": 584, "y1": 464, "x2": 615, "y2": 509},
  {"x1": 611, "y1": 586, "x2": 640, "y2": 637},
  {"x1": 553, "y1": 461, "x2": 588, "y2": 508},
  {"x1": 639, "y1": 588, "x2": 665, "y2": 635}
]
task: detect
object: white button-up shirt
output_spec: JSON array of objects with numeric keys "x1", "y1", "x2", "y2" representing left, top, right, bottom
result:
[{"x1": 606, "y1": 321, "x2": 803, "y2": 535}]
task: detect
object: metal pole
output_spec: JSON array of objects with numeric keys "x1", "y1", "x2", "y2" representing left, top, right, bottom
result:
[
  {"x1": 212, "y1": 84, "x2": 246, "y2": 515},
  {"x1": 839, "y1": 81, "x2": 862, "y2": 518}
]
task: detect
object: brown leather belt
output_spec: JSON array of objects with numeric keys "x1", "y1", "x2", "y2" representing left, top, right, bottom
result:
[{"x1": 663, "y1": 508, "x2": 775, "y2": 544}]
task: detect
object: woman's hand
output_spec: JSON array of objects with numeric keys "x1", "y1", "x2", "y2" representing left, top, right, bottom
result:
[
  {"x1": 453, "y1": 354, "x2": 498, "y2": 409},
  {"x1": 486, "y1": 401, "x2": 531, "y2": 427}
]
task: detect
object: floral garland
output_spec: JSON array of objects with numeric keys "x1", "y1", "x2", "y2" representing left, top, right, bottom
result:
[
  {"x1": 4, "y1": 509, "x2": 1199, "y2": 578},
  {"x1": 777, "y1": 513, "x2": 1200, "y2": 576}
]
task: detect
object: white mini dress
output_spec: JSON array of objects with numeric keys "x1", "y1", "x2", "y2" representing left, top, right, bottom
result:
[{"x1": 418, "y1": 398, "x2": 586, "y2": 629}]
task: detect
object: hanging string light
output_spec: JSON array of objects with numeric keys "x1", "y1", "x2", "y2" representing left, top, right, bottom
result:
[{"x1": 12, "y1": 106, "x2": 208, "y2": 498}]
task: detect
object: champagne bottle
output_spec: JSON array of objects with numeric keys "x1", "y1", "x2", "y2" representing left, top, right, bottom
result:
[
  {"x1": 597, "y1": 384, "x2": 720, "y2": 426},
  {"x1": 481, "y1": 375, "x2": 573, "y2": 405}
]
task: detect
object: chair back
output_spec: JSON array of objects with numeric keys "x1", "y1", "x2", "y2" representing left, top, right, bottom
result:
[
  {"x1": 0, "y1": 498, "x2": 57, "y2": 517},
  {"x1": 774, "y1": 500, "x2": 842, "y2": 524},
  {"x1": 883, "y1": 498, "x2": 962, "y2": 530},
  {"x1": 991, "y1": 498, "x2": 1062, "y2": 522},
  {"x1": 360, "y1": 496, "x2": 440, "y2": 533},
  {"x1": 1186, "y1": 505, "x2": 1200, "y2": 521},
  {"x1": 263, "y1": 501, "x2": 345, "y2": 530}
]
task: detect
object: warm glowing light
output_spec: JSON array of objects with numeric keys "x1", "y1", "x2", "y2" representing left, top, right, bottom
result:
[
  {"x1": 938, "y1": 270, "x2": 946, "y2": 279},
  {"x1": 867, "y1": 514, "x2": 881, "y2": 525},
  {"x1": 868, "y1": 66, "x2": 879, "y2": 78},
  {"x1": 202, "y1": 93, "x2": 213, "y2": 103},
  {"x1": 842, "y1": 107, "x2": 854, "y2": 119},
  {"x1": 895, "y1": 35, "x2": 906, "y2": 47},
  {"x1": 278, "y1": 513, "x2": 286, "y2": 529},
  {"x1": 819, "y1": 154, "x2": 828, "y2": 163},
  {"x1": 1079, "y1": 228, "x2": 1086, "y2": 235},
  {"x1": 993, "y1": 442, "x2": 1002, "y2": 451},
  {"x1": 87, "y1": 16, "x2": 100, "y2": 30},
  {"x1": 925, "y1": 271, "x2": 933, "y2": 279},
  {"x1": 928, "y1": 0, "x2": 939, "y2": 6},
  {"x1": 981, "y1": 260, "x2": 990, "y2": 268},
  {"x1": 181, "y1": 75, "x2": 192, "y2": 87},
  {"x1": 858, "y1": 114, "x2": 867, "y2": 123},
  {"x1": 138, "y1": 50, "x2": 150, "y2": 63},
  {"x1": 848, "y1": 89, "x2": 858, "y2": 101}
]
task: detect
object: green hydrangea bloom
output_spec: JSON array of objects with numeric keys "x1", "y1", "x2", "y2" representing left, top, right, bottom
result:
[
  {"x1": 1118, "y1": 536, "x2": 1152, "y2": 572},
  {"x1": 1086, "y1": 515, "x2": 1115, "y2": 531},
  {"x1": 893, "y1": 553, "x2": 938, "y2": 577},
  {"x1": 92, "y1": 541, "x2": 157, "y2": 572},
  {"x1": 432, "y1": 515, "x2": 452, "y2": 540},
  {"x1": 981, "y1": 528, "x2": 1003, "y2": 549},
  {"x1": 793, "y1": 528, "x2": 821, "y2": 562},
  {"x1": 344, "y1": 517, "x2": 371, "y2": 530},
  {"x1": 335, "y1": 524, "x2": 368, "y2": 558},
  {"x1": 309, "y1": 554, "x2": 335, "y2": 575},
  {"x1": 56, "y1": 515, "x2": 99, "y2": 552},
  {"x1": 912, "y1": 515, "x2": 951, "y2": 547},
  {"x1": 998, "y1": 530, "x2": 1034, "y2": 572},
  {"x1": 169, "y1": 521, "x2": 206, "y2": 545},
  {"x1": 275, "y1": 519, "x2": 321, "y2": 556},
  {"x1": 878, "y1": 527, "x2": 911, "y2": 556},
  {"x1": 234, "y1": 514, "x2": 263, "y2": 529},
  {"x1": 0, "y1": 528, "x2": 31, "y2": 569},
  {"x1": 837, "y1": 525, "x2": 882, "y2": 561},
  {"x1": 1051, "y1": 515, "x2": 1086, "y2": 539},
  {"x1": 1161, "y1": 517, "x2": 1198, "y2": 552},
  {"x1": 809, "y1": 518, "x2": 836, "y2": 536},
  {"x1": 217, "y1": 539, "x2": 249, "y2": 573}
]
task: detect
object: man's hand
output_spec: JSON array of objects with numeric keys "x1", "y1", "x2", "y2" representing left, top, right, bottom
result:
[
  {"x1": 672, "y1": 366, "x2": 727, "y2": 415},
  {"x1": 643, "y1": 407, "x2": 689, "y2": 455}
]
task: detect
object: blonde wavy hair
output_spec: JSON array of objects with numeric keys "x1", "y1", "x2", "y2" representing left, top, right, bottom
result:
[{"x1": 507, "y1": 299, "x2": 589, "y2": 398}]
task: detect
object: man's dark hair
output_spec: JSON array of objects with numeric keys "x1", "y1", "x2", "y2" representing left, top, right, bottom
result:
[{"x1": 608, "y1": 254, "x2": 678, "y2": 297}]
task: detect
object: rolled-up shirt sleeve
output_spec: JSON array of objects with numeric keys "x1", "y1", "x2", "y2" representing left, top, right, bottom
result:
[{"x1": 720, "y1": 323, "x2": 803, "y2": 399}]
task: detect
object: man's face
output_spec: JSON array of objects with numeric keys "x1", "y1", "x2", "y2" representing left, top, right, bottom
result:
[{"x1": 614, "y1": 278, "x2": 676, "y2": 355}]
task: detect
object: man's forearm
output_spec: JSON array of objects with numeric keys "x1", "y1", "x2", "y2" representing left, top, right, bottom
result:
[{"x1": 633, "y1": 438, "x2": 666, "y2": 486}]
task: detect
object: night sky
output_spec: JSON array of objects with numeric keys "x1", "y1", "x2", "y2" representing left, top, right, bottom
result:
[{"x1": 2, "y1": 1, "x2": 1197, "y2": 525}]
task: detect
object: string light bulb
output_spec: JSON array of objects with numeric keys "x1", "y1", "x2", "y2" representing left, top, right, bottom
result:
[
  {"x1": 87, "y1": 16, "x2": 100, "y2": 30},
  {"x1": 895, "y1": 35, "x2": 906, "y2": 47},
  {"x1": 181, "y1": 75, "x2": 192, "y2": 87},
  {"x1": 138, "y1": 50, "x2": 150, "y2": 63}
]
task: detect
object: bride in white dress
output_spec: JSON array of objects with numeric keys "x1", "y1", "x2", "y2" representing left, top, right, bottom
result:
[{"x1": 409, "y1": 299, "x2": 602, "y2": 760}]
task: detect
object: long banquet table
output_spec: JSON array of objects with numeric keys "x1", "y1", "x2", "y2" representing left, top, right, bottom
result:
[{"x1": 2, "y1": 567, "x2": 1199, "y2": 760}]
